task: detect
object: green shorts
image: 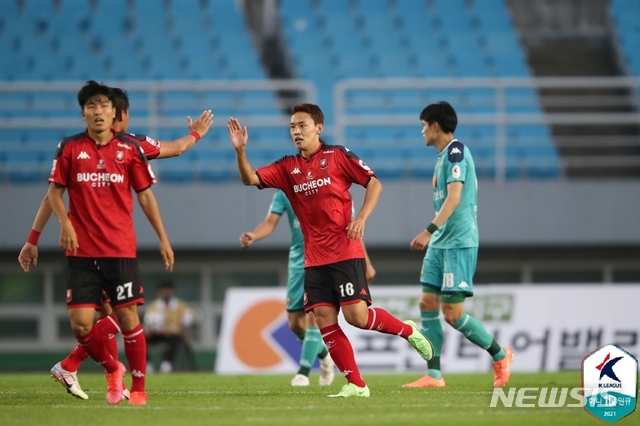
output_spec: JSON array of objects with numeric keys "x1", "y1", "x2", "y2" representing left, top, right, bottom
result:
[
  {"x1": 286, "y1": 267, "x2": 305, "y2": 312},
  {"x1": 420, "y1": 246, "x2": 478, "y2": 303}
]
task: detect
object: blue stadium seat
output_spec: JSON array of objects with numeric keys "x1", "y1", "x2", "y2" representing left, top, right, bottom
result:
[
  {"x1": 280, "y1": 0, "x2": 312, "y2": 18},
  {"x1": 318, "y1": 0, "x2": 353, "y2": 16},
  {"x1": 612, "y1": 0, "x2": 640, "y2": 75},
  {"x1": 59, "y1": 0, "x2": 92, "y2": 18},
  {"x1": 21, "y1": 0, "x2": 56, "y2": 20},
  {"x1": 2, "y1": 150, "x2": 49, "y2": 183}
]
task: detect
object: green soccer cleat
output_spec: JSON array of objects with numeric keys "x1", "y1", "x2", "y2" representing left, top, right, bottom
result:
[
  {"x1": 327, "y1": 383, "x2": 370, "y2": 398},
  {"x1": 404, "y1": 320, "x2": 434, "y2": 362}
]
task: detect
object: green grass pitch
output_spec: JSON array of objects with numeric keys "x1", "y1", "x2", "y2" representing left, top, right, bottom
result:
[{"x1": 0, "y1": 372, "x2": 637, "y2": 426}]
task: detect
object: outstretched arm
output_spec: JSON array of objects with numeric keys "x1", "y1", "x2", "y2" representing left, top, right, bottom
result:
[
  {"x1": 347, "y1": 176, "x2": 383, "y2": 240},
  {"x1": 240, "y1": 212, "x2": 281, "y2": 248},
  {"x1": 46, "y1": 183, "x2": 78, "y2": 255},
  {"x1": 137, "y1": 188, "x2": 174, "y2": 271},
  {"x1": 410, "y1": 181, "x2": 463, "y2": 251},
  {"x1": 157, "y1": 110, "x2": 214, "y2": 158},
  {"x1": 18, "y1": 194, "x2": 55, "y2": 271},
  {"x1": 228, "y1": 117, "x2": 260, "y2": 186}
]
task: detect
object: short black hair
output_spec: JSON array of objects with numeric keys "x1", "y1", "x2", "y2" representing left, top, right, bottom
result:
[
  {"x1": 77, "y1": 80, "x2": 114, "y2": 109},
  {"x1": 419, "y1": 101, "x2": 457, "y2": 134},
  {"x1": 291, "y1": 103, "x2": 324, "y2": 125},
  {"x1": 111, "y1": 87, "x2": 130, "y2": 119}
]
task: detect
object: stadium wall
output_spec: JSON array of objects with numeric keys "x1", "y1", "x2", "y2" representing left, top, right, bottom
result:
[{"x1": 2, "y1": 180, "x2": 640, "y2": 249}]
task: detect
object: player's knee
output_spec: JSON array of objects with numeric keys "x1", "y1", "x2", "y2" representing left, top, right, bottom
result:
[
  {"x1": 419, "y1": 292, "x2": 440, "y2": 311},
  {"x1": 344, "y1": 311, "x2": 368, "y2": 329},
  {"x1": 288, "y1": 320, "x2": 305, "y2": 336},
  {"x1": 71, "y1": 322, "x2": 92, "y2": 337},
  {"x1": 114, "y1": 306, "x2": 140, "y2": 331},
  {"x1": 442, "y1": 310, "x2": 462, "y2": 325},
  {"x1": 419, "y1": 299, "x2": 439, "y2": 311}
]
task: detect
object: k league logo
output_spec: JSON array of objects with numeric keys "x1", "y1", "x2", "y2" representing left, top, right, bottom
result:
[
  {"x1": 582, "y1": 344, "x2": 638, "y2": 423},
  {"x1": 490, "y1": 343, "x2": 637, "y2": 421}
]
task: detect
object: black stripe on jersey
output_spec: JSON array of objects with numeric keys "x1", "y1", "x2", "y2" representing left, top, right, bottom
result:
[
  {"x1": 273, "y1": 154, "x2": 296, "y2": 164},
  {"x1": 115, "y1": 132, "x2": 150, "y2": 162},
  {"x1": 325, "y1": 144, "x2": 362, "y2": 160},
  {"x1": 448, "y1": 141, "x2": 465, "y2": 163},
  {"x1": 128, "y1": 133, "x2": 147, "y2": 142},
  {"x1": 54, "y1": 133, "x2": 85, "y2": 159},
  {"x1": 255, "y1": 170, "x2": 266, "y2": 190}
]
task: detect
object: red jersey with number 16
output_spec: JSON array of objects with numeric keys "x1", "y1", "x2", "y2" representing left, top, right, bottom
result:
[
  {"x1": 48, "y1": 130, "x2": 156, "y2": 258},
  {"x1": 256, "y1": 144, "x2": 375, "y2": 268}
]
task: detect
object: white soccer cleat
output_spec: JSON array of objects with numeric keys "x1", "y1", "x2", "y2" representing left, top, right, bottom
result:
[
  {"x1": 291, "y1": 374, "x2": 310, "y2": 386},
  {"x1": 122, "y1": 388, "x2": 131, "y2": 401},
  {"x1": 50, "y1": 362, "x2": 88, "y2": 400},
  {"x1": 319, "y1": 355, "x2": 335, "y2": 386}
]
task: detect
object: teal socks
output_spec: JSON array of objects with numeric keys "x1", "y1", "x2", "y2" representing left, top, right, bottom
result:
[
  {"x1": 452, "y1": 313, "x2": 505, "y2": 361},
  {"x1": 421, "y1": 310, "x2": 443, "y2": 378},
  {"x1": 297, "y1": 326, "x2": 324, "y2": 376}
]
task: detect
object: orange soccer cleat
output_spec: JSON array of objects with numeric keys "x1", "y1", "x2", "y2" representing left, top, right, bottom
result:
[
  {"x1": 493, "y1": 347, "x2": 514, "y2": 387},
  {"x1": 105, "y1": 362, "x2": 126, "y2": 405},
  {"x1": 128, "y1": 391, "x2": 149, "y2": 406},
  {"x1": 402, "y1": 374, "x2": 446, "y2": 388}
]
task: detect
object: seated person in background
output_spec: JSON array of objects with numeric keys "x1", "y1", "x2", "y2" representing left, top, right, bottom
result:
[{"x1": 143, "y1": 281, "x2": 195, "y2": 373}]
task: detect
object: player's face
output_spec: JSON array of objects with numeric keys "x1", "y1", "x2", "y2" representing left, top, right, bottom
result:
[
  {"x1": 290, "y1": 112, "x2": 322, "y2": 150},
  {"x1": 421, "y1": 120, "x2": 437, "y2": 146},
  {"x1": 113, "y1": 109, "x2": 130, "y2": 133},
  {"x1": 82, "y1": 95, "x2": 116, "y2": 133}
]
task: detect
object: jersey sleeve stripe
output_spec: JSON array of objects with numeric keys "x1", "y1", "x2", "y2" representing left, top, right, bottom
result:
[
  {"x1": 134, "y1": 185, "x2": 152, "y2": 193},
  {"x1": 255, "y1": 170, "x2": 266, "y2": 189}
]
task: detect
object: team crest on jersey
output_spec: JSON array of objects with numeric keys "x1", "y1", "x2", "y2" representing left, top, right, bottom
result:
[
  {"x1": 97, "y1": 159, "x2": 105, "y2": 169},
  {"x1": 432, "y1": 175, "x2": 437, "y2": 188},
  {"x1": 320, "y1": 158, "x2": 327, "y2": 169},
  {"x1": 117, "y1": 151, "x2": 124, "y2": 163},
  {"x1": 306, "y1": 171, "x2": 313, "y2": 180},
  {"x1": 66, "y1": 290, "x2": 72, "y2": 303}
]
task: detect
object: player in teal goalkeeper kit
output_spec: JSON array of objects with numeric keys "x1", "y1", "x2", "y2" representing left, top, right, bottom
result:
[
  {"x1": 240, "y1": 190, "x2": 376, "y2": 386},
  {"x1": 403, "y1": 102, "x2": 513, "y2": 389}
]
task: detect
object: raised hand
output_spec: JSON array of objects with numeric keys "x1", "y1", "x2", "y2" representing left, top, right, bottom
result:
[
  {"x1": 188, "y1": 110, "x2": 214, "y2": 137},
  {"x1": 227, "y1": 117, "x2": 248, "y2": 150}
]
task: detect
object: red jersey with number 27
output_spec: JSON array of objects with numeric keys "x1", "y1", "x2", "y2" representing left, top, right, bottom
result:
[
  {"x1": 256, "y1": 144, "x2": 375, "y2": 268},
  {"x1": 49, "y1": 130, "x2": 156, "y2": 258}
]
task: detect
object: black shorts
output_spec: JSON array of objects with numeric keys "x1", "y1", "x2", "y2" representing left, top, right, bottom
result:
[
  {"x1": 66, "y1": 257, "x2": 144, "y2": 310},
  {"x1": 303, "y1": 258, "x2": 372, "y2": 312}
]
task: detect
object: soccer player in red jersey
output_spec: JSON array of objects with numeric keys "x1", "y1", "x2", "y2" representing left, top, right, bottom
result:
[
  {"x1": 228, "y1": 103, "x2": 435, "y2": 398},
  {"x1": 18, "y1": 86, "x2": 212, "y2": 401},
  {"x1": 47, "y1": 80, "x2": 173, "y2": 405},
  {"x1": 19, "y1": 87, "x2": 212, "y2": 274}
]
